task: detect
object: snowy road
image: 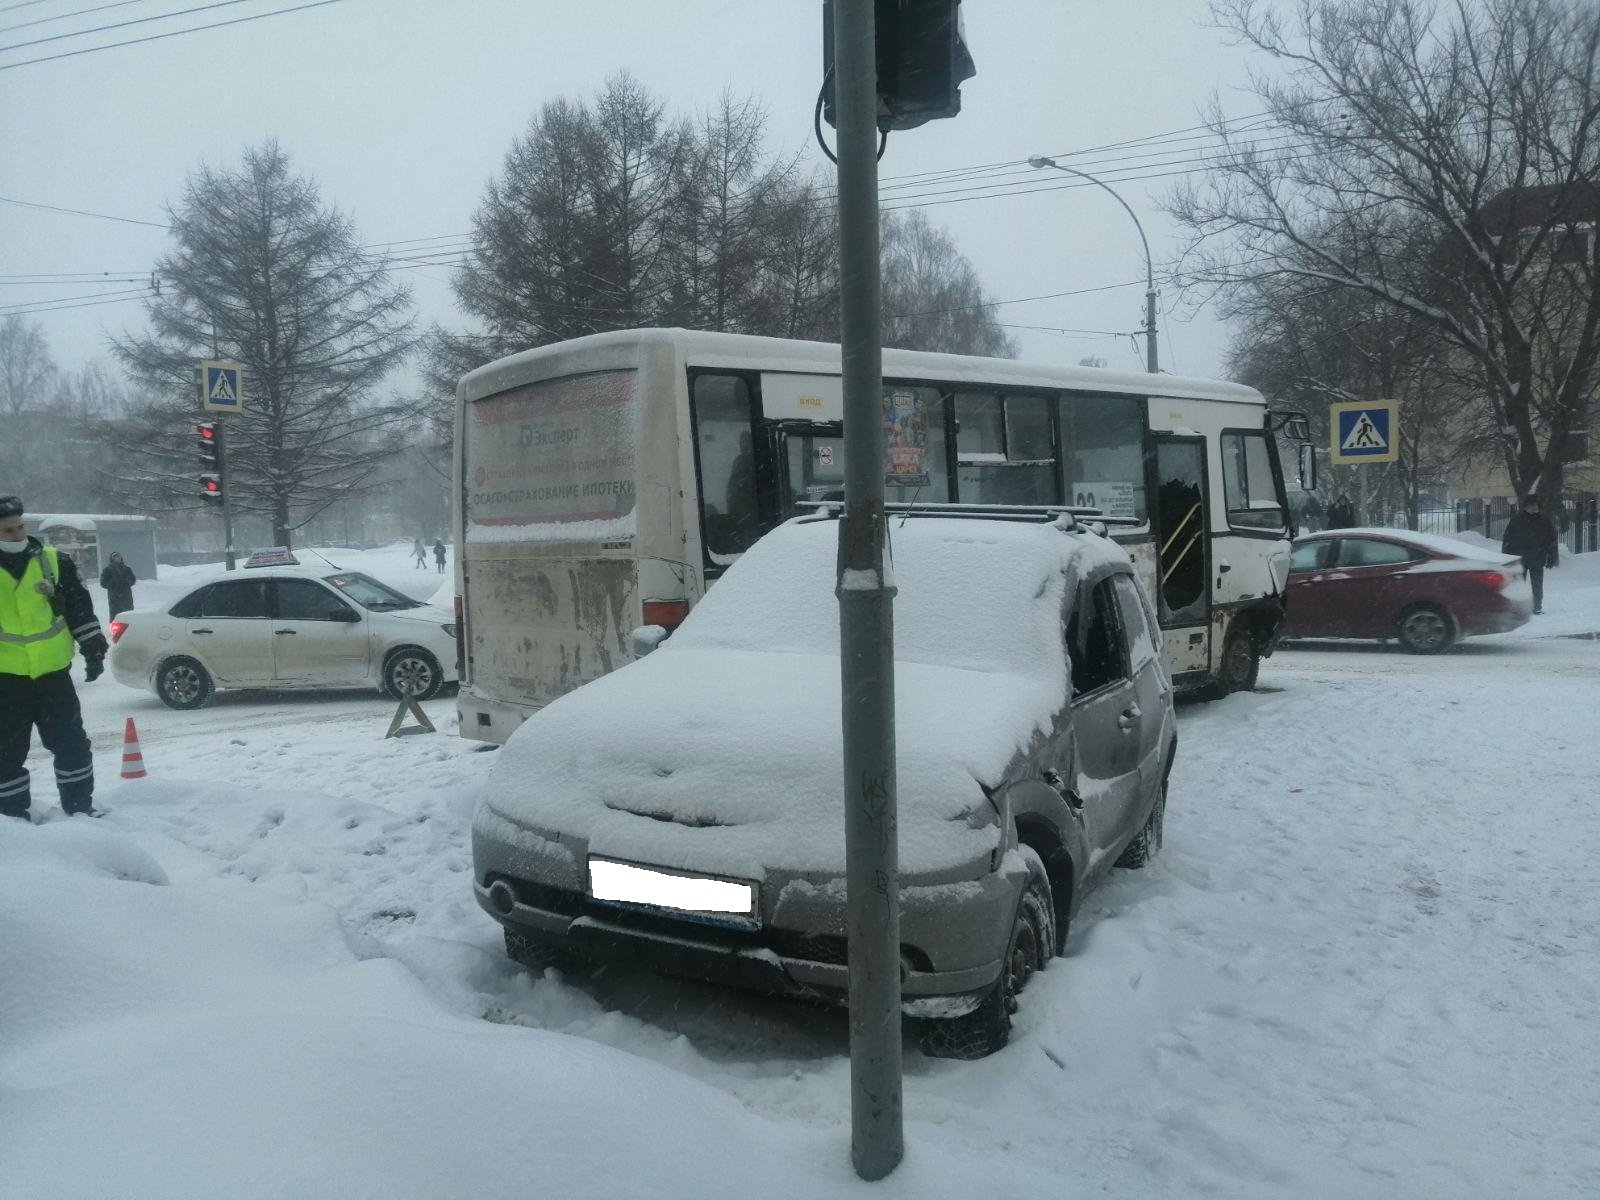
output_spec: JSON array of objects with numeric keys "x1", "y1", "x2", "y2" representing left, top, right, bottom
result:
[{"x1": 3, "y1": 548, "x2": 1597, "y2": 1198}]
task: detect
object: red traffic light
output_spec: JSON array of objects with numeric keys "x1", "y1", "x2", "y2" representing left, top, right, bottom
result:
[{"x1": 197, "y1": 422, "x2": 216, "y2": 441}]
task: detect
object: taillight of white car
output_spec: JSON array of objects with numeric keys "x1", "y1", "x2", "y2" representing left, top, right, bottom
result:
[{"x1": 109, "y1": 619, "x2": 129, "y2": 643}]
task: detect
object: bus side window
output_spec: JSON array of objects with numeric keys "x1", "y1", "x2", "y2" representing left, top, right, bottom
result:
[
  {"x1": 1059, "y1": 394, "x2": 1148, "y2": 521},
  {"x1": 692, "y1": 374, "x2": 760, "y2": 563},
  {"x1": 954, "y1": 391, "x2": 1055, "y2": 505}
]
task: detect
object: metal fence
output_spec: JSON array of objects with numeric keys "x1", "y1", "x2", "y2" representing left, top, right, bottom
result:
[{"x1": 1451, "y1": 493, "x2": 1600, "y2": 555}]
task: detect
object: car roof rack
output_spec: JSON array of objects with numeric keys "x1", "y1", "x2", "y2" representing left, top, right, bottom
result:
[{"x1": 792, "y1": 501, "x2": 1139, "y2": 533}]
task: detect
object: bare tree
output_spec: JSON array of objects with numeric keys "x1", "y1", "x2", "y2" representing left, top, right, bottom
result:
[
  {"x1": 1170, "y1": 0, "x2": 1600, "y2": 508},
  {"x1": 0, "y1": 316, "x2": 58, "y2": 417},
  {"x1": 113, "y1": 141, "x2": 417, "y2": 546},
  {"x1": 881, "y1": 210, "x2": 1017, "y2": 357},
  {"x1": 1225, "y1": 266, "x2": 1461, "y2": 526}
]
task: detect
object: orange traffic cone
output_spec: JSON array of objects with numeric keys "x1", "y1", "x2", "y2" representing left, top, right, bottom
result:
[{"x1": 120, "y1": 718, "x2": 147, "y2": 780}]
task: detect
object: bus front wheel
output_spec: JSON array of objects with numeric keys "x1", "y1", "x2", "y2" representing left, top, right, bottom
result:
[{"x1": 1217, "y1": 628, "x2": 1260, "y2": 694}]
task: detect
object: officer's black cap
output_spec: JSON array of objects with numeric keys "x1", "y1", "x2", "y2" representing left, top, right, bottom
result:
[{"x1": 0, "y1": 495, "x2": 23, "y2": 519}]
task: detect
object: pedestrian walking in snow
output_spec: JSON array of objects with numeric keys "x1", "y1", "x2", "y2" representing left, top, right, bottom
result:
[
  {"x1": 433, "y1": 539, "x2": 446, "y2": 574},
  {"x1": 0, "y1": 495, "x2": 108, "y2": 822},
  {"x1": 99, "y1": 552, "x2": 136, "y2": 619},
  {"x1": 1500, "y1": 495, "x2": 1559, "y2": 614},
  {"x1": 1325, "y1": 494, "x2": 1356, "y2": 529},
  {"x1": 413, "y1": 538, "x2": 427, "y2": 570}
]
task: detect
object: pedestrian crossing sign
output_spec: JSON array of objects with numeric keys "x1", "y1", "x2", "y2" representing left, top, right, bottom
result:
[
  {"x1": 199, "y1": 360, "x2": 245, "y2": 414},
  {"x1": 1330, "y1": 399, "x2": 1398, "y2": 464}
]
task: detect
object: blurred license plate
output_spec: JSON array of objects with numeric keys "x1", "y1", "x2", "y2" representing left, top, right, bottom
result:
[{"x1": 587, "y1": 857, "x2": 756, "y2": 923}]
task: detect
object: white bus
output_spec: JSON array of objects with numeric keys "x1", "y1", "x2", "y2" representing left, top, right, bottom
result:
[{"x1": 453, "y1": 328, "x2": 1302, "y2": 745}]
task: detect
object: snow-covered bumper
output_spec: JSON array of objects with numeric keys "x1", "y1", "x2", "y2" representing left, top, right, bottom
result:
[{"x1": 471, "y1": 804, "x2": 1023, "y2": 1016}]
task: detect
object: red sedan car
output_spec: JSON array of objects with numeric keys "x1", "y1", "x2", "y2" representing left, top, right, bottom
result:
[{"x1": 1283, "y1": 528, "x2": 1533, "y2": 652}]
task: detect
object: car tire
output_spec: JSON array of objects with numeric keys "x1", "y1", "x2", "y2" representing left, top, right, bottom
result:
[
  {"x1": 155, "y1": 656, "x2": 213, "y2": 710},
  {"x1": 383, "y1": 646, "x2": 443, "y2": 700},
  {"x1": 920, "y1": 846, "x2": 1055, "y2": 1060},
  {"x1": 1116, "y1": 779, "x2": 1166, "y2": 869},
  {"x1": 503, "y1": 926, "x2": 580, "y2": 973},
  {"x1": 1396, "y1": 604, "x2": 1455, "y2": 654}
]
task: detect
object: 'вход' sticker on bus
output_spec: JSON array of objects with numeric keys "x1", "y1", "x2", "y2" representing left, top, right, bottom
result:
[{"x1": 467, "y1": 370, "x2": 640, "y2": 535}]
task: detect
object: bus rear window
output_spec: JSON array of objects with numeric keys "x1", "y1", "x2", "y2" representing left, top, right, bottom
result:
[{"x1": 465, "y1": 370, "x2": 638, "y2": 540}]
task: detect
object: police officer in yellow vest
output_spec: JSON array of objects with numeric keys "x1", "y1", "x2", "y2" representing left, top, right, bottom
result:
[{"x1": 0, "y1": 496, "x2": 108, "y2": 822}]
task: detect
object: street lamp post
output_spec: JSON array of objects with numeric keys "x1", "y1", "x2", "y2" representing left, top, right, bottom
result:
[{"x1": 1028, "y1": 156, "x2": 1159, "y2": 373}]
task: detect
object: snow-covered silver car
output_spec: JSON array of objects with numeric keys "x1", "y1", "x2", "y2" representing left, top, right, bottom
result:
[
  {"x1": 110, "y1": 566, "x2": 458, "y2": 708},
  {"x1": 472, "y1": 511, "x2": 1175, "y2": 1056}
]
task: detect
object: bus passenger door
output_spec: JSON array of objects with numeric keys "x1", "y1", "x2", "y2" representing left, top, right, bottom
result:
[
  {"x1": 1147, "y1": 435, "x2": 1211, "y2": 678},
  {"x1": 766, "y1": 422, "x2": 846, "y2": 518}
]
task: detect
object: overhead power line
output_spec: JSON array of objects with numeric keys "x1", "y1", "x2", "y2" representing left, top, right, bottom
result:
[
  {"x1": 0, "y1": 0, "x2": 151, "y2": 37},
  {"x1": 0, "y1": 0, "x2": 351, "y2": 70},
  {"x1": 0, "y1": 0, "x2": 260, "y2": 53}
]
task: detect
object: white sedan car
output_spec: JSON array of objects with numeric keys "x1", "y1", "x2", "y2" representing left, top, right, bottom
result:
[{"x1": 110, "y1": 566, "x2": 459, "y2": 709}]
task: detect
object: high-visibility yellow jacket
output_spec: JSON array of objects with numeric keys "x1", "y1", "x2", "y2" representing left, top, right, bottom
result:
[{"x1": 0, "y1": 546, "x2": 75, "y2": 678}]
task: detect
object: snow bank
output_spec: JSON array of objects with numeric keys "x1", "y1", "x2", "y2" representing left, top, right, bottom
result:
[{"x1": 0, "y1": 816, "x2": 996, "y2": 1200}]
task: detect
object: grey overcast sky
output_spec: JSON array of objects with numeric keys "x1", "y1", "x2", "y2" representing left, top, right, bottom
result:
[{"x1": 1, "y1": 0, "x2": 1280, "y2": 384}]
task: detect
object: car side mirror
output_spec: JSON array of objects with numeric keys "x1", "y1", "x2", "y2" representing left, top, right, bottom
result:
[
  {"x1": 1297, "y1": 443, "x2": 1318, "y2": 492},
  {"x1": 630, "y1": 624, "x2": 668, "y2": 657},
  {"x1": 330, "y1": 608, "x2": 360, "y2": 623}
]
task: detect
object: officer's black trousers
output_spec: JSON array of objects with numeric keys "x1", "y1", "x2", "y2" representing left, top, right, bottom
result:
[{"x1": 0, "y1": 669, "x2": 94, "y2": 817}]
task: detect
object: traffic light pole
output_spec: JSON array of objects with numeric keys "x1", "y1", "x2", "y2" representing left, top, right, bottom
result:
[
  {"x1": 216, "y1": 419, "x2": 236, "y2": 571},
  {"x1": 833, "y1": 0, "x2": 903, "y2": 1182}
]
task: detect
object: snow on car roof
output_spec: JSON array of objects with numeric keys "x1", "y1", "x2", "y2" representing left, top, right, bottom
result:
[
  {"x1": 483, "y1": 516, "x2": 1130, "y2": 876},
  {"x1": 1299, "y1": 526, "x2": 1515, "y2": 561}
]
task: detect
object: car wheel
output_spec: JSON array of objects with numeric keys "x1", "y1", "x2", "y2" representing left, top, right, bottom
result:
[
  {"x1": 503, "y1": 926, "x2": 580, "y2": 973},
  {"x1": 1219, "y1": 628, "x2": 1260, "y2": 692},
  {"x1": 920, "y1": 846, "x2": 1055, "y2": 1060},
  {"x1": 156, "y1": 656, "x2": 213, "y2": 710},
  {"x1": 383, "y1": 646, "x2": 443, "y2": 700},
  {"x1": 1116, "y1": 779, "x2": 1166, "y2": 869},
  {"x1": 1397, "y1": 604, "x2": 1455, "y2": 654}
]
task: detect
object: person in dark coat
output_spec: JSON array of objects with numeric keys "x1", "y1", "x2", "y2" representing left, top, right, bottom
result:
[
  {"x1": 0, "y1": 495, "x2": 107, "y2": 822},
  {"x1": 433, "y1": 539, "x2": 447, "y2": 573},
  {"x1": 99, "y1": 551, "x2": 136, "y2": 618},
  {"x1": 1500, "y1": 494, "x2": 1559, "y2": 614},
  {"x1": 1325, "y1": 494, "x2": 1356, "y2": 529}
]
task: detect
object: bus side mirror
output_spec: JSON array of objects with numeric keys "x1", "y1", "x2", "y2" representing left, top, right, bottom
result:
[
  {"x1": 630, "y1": 625, "x2": 669, "y2": 658},
  {"x1": 1297, "y1": 444, "x2": 1318, "y2": 493}
]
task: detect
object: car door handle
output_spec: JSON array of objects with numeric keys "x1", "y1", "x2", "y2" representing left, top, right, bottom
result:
[
  {"x1": 274, "y1": 630, "x2": 297, "y2": 636},
  {"x1": 192, "y1": 628, "x2": 213, "y2": 635},
  {"x1": 1118, "y1": 705, "x2": 1141, "y2": 731}
]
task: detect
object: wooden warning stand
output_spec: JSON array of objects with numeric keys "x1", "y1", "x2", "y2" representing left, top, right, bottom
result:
[{"x1": 384, "y1": 694, "x2": 437, "y2": 739}]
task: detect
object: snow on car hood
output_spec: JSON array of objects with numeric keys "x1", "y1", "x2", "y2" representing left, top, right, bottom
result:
[{"x1": 482, "y1": 516, "x2": 1129, "y2": 878}]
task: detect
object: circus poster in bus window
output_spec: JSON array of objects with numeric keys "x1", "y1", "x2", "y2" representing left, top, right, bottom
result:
[{"x1": 882, "y1": 387, "x2": 931, "y2": 486}]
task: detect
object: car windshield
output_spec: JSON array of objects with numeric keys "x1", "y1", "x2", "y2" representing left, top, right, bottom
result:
[{"x1": 321, "y1": 572, "x2": 422, "y2": 611}]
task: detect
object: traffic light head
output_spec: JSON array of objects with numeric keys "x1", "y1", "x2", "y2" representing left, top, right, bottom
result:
[
  {"x1": 197, "y1": 424, "x2": 222, "y2": 504},
  {"x1": 197, "y1": 422, "x2": 219, "y2": 468},
  {"x1": 822, "y1": 0, "x2": 976, "y2": 132}
]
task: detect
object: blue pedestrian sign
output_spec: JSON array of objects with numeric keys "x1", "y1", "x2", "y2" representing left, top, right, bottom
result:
[
  {"x1": 199, "y1": 360, "x2": 245, "y2": 414},
  {"x1": 1329, "y1": 399, "x2": 1398, "y2": 464}
]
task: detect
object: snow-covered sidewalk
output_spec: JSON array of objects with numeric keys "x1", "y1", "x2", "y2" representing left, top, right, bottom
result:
[{"x1": 3, "y1": 549, "x2": 1598, "y2": 1198}]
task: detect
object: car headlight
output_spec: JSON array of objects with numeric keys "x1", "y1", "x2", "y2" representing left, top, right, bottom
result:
[{"x1": 441, "y1": 623, "x2": 459, "y2": 638}]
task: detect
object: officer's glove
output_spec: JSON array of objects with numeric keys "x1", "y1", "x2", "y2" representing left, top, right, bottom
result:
[{"x1": 84, "y1": 656, "x2": 105, "y2": 683}]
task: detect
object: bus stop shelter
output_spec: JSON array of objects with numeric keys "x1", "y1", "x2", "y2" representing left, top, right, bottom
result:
[{"x1": 22, "y1": 514, "x2": 160, "y2": 581}]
